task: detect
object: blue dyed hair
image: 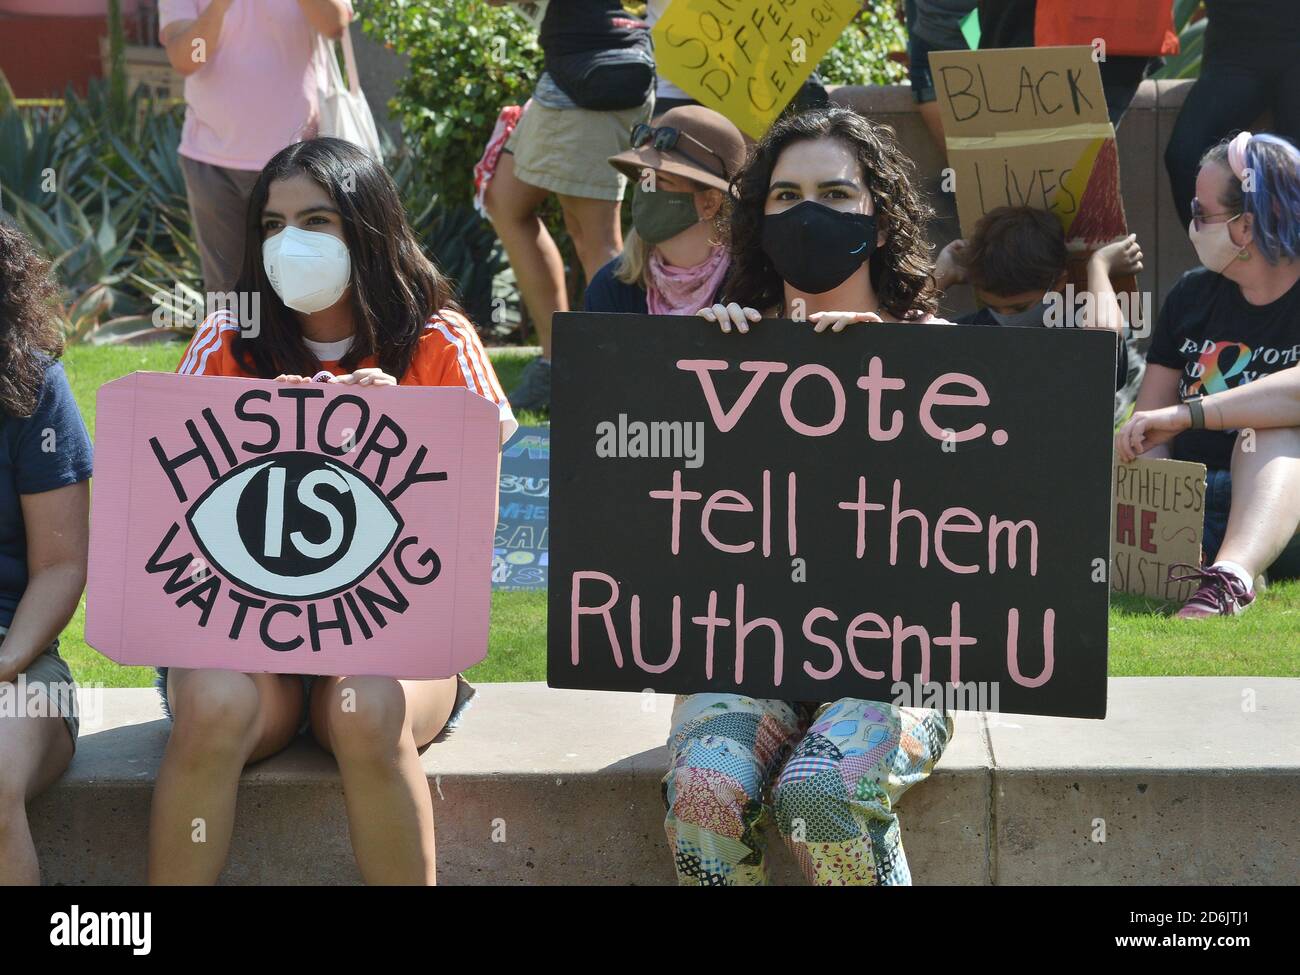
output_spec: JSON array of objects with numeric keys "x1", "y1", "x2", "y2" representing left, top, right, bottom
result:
[{"x1": 1202, "y1": 133, "x2": 1300, "y2": 265}]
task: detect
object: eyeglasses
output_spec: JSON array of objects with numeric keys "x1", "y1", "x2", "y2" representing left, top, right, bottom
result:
[
  {"x1": 629, "y1": 123, "x2": 729, "y2": 181},
  {"x1": 1190, "y1": 197, "x2": 1243, "y2": 232}
]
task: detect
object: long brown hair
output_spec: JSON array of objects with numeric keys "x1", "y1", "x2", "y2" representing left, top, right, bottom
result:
[
  {"x1": 231, "y1": 138, "x2": 462, "y2": 380},
  {"x1": 0, "y1": 223, "x2": 65, "y2": 417},
  {"x1": 722, "y1": 107, "x2": 937, "y2": 318}
]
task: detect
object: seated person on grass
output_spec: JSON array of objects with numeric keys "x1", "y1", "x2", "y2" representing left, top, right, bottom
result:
[
  {"x1": 1120, "y1": 133, "x2": 1300, "y2": 618},
  {"x1": 931, "y1": 205, "x2": 1146, "y2": 420}
]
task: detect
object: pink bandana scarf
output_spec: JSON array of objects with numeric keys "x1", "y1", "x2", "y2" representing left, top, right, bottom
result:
[{"x1": 646, "y1": 245, "x2": 730, "y2": 317}]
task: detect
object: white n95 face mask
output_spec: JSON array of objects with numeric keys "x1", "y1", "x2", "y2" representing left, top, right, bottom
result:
[{"x1": 262, "y1": 226, "x2": 351, "y2": 313}]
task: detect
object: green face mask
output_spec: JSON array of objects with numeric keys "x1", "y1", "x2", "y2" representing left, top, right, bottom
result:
[{"x1": 630, "y1": 184, "x2": 700, "y2": 244}]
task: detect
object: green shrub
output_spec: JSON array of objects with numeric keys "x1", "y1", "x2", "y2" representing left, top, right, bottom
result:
[
  {"x1": 819, "y1": 7, "x2": 910, "y2": 88},
  {"x1": 356, "y1": 0, "x2": 542, "y2": 205}
]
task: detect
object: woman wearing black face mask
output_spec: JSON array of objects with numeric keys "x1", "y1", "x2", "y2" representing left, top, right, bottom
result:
[
  {"x1": 664, "y1": 108, "x2": 953, "y2": 887},
  {"x1": 701, "y1": 106, "x2": 943, "y2": 335}
]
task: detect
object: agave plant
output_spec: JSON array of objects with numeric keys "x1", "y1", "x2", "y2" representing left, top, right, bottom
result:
[
  {"x1": 129, "y1": 221, "x2": 206, "y2": 341},
  {"x1": 0, "y1": 105, "x2": 83, "y2": 217},
  {"x1": 7, "y1": 181, "x2": 149, "y2": 339},
  {"x1": 3, "y1": 66, "x2": 519, "y2": 345}
]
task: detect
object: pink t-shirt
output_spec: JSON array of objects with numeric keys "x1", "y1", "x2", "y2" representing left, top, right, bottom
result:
[{"x1": 159, "y1": 0, "x2": 353, "y2": 171}]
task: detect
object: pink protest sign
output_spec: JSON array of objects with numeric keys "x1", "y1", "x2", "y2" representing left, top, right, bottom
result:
[{"x1": 87, "y1": 372, "x2": 500, "y2": 679}]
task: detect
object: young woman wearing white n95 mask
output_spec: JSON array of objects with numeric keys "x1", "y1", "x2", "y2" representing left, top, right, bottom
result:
[{"x1": 152, "y1": 137, "x2": 516, "y2": 885}]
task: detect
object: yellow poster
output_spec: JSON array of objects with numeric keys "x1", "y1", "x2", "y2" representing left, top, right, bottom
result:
[{"x1": 652, "y1": 0, "x2": 860, "y2": 138}]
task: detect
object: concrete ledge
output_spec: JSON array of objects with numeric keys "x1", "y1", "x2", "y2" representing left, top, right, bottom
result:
[{"x1": 30, "y1": 678, "x2": 1300, "y2": 885}]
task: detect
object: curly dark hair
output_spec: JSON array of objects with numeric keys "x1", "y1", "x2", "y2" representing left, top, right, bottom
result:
[
  {"x1": 0, "y1": 222, "x2": 65, "y2": 418},
  {"x1": 721, "y1": 107, "x2": 937, "y2": 319}
]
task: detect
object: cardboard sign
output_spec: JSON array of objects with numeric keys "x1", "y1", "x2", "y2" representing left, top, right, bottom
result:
[
  {"x1": 652, "y1": 0, "x2": 860, "y2": 138},
  {"x1": 1111, "y1": 457, "x2": 1207, "y2": 602},
  {"x1": 548, "y1": 313, "x2": 1116, "y2": 719},
  {"x1": 87, "y1": 373, "x2": 500, "y2": 679},
  {"x1": 930, "y1": 46, "x2": 1128, "y2": 247},
  {"x1": 494, "y1": 424, "x2": 550, "y2": 591}
]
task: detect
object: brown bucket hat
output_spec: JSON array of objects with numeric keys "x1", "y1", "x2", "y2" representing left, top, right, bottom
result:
[{"x1": 608, "y1": 105, "x2": 747, "y2": 195}]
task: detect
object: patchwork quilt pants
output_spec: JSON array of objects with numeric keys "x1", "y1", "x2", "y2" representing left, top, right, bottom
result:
[{"x1": 662, "y1": 693, "x2": 953, "y2": 885}]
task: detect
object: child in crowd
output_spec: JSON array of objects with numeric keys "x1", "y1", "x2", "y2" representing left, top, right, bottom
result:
[{"x1": 931, "y1": 205, "x2": 1146, "y2": 420}]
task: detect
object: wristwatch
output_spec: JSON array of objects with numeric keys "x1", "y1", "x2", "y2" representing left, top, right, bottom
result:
[{"x1": 1185, "y1": 395, "x2": 1206, "y2": 430}]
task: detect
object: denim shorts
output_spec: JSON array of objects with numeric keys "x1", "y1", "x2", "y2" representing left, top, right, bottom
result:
[
  {"x1": 1202, "y1": 467, "x2": 1300, "y2": 580},
  {"x1": 155, "y1": 667, "x2": 476, "y2": 740},
  {"x1": 8, "y1": 633, "x2": 78, "y2": 747}
]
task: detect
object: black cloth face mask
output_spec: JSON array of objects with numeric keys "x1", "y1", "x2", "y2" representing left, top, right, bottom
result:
[{"x1": 760, "y1": 200, "x2": 878, "y2": 295}]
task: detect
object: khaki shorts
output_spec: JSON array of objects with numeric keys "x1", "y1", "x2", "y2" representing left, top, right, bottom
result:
[
  {"x1": 506, "y1": 99, "x2": 653, "y2": 201},
  {"x1": 6, "y1": 635, "x2": 79, "y2": 748}
]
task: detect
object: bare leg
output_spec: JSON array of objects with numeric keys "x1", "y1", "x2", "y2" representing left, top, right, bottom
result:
[
  {"x1": 484, "y1": 153, "x2": 567, "y2": 358},
  {"x1": 309, "y1": 675, "x2": 457, "y2": 885},
  {"x1": 147, "y1": 669, "x2": 302, "y2": 885},
  {"x1": 0, "y1": 707, "x2": 73, "y2": 885},
  {"x1": 1217, "y1": 427, "x2": 1300, "y2": 577},
  {"x1": 558, "y1": 193, "x2": 624, "y2": 282}
]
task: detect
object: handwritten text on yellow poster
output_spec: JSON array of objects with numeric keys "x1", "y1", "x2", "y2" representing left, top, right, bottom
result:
[{"x1": 653, "y1": 0, "x2": 859, "y2": 138}]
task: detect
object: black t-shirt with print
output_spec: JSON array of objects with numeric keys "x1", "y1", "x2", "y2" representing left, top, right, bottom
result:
[{"x1": 1146, "y1": 268, "x2": 1300, "y2": 470}]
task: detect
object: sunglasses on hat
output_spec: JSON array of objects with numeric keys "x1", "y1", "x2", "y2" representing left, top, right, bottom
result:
[{"x1": 629, "y1": 123, "x2": 729, "y2": 181}]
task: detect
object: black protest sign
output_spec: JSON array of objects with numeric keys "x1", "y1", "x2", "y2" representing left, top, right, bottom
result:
[{"x1": 547, "y1": 313, "x2": 1116, "y2": 718}]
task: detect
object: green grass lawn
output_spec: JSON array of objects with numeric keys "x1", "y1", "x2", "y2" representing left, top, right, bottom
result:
[{"x1": 55, "y1": 344, "x2": 1297, "y2": 688}]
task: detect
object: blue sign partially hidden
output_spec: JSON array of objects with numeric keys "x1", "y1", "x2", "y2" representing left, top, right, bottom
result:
[{"x1": 493, "y1": 425, "x2": 549, "y2": 590}]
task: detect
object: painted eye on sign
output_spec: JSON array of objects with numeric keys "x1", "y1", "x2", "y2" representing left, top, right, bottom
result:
[
  {"x1": 87, "y1": 373, "x2": 500, "y2": 679},
  {"x1": 187, "y1": 452, "x2": 409, "y2": 601}
]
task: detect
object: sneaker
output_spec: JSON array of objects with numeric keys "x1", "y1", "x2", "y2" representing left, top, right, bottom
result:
[
  {"x1": 509, "y1": 357, "x2": 551, "y2": 411},
  {"x1": 1167, "y1": 563, "x2": 1256, "y2": 619}
]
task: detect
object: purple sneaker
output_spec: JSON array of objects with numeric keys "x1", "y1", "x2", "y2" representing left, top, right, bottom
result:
[{"x1": 1167, "y1": 563, "x2": 1256, "y2": 619}]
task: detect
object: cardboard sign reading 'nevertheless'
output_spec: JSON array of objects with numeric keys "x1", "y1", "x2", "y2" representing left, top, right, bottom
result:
[
  {"x1": 87, "y1": 373, "x2": 500, "y2": 678},
  {"x1": 930, "y1": 46, "x2": 1128, "y2": 247},
  {"x1": 548, "y1": 314, "x2": 1116, "y2": 719},
  {"x1": 1111, "y1": 457, "x2": 1206, "y2": 603},
  {"x1": 653, "y1": 0, "x2": 859, "y2": 138}
]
